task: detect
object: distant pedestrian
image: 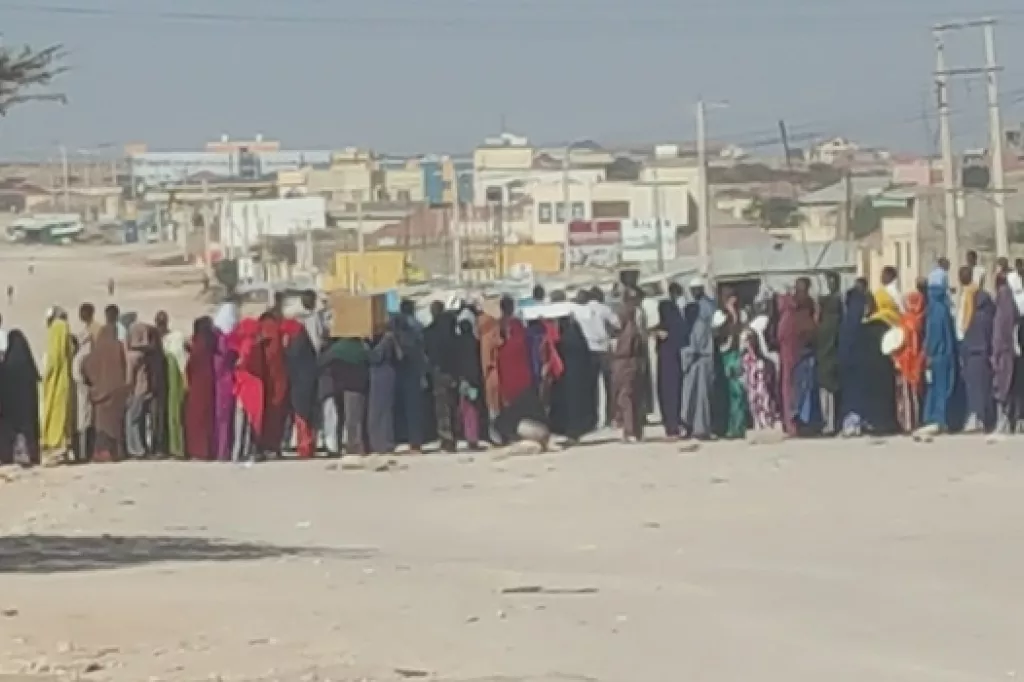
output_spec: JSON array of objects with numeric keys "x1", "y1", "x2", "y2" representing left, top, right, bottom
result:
[
  {"x1": 27, "y1": 259, "x2": 34, "y2": 275},
  {"x1": 107, "y1": 278, "x2": 115, "y2": 297},
  {"x1": 5, "y1": 285, "x2": 13, "y2": 304}
]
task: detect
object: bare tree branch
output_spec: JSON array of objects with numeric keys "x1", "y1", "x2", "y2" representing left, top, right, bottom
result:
[{"x1": 0, "y1": 43, "x2": 69, "y2": 116}]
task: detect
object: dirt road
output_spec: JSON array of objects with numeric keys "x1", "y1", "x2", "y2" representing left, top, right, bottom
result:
[{"x1": 2, "y1": 436, "x2": 1024, "y2": 681}]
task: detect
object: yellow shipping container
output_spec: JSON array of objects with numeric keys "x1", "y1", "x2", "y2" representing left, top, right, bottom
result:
[{"x1": 329, "y1": 250, "x2": 406, "y2": 292}]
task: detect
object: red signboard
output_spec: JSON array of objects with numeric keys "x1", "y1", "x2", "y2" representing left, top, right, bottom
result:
[{"x1": 568, "y1": 219, "x2": 622, "y2": 245}]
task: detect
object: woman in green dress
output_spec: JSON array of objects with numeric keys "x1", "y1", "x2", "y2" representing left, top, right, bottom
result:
[
  {"x1": 714, "y1": 288, "x2": 749, "y2": 439},
  {"x1": 162, "y1": 329, "x2": 187, "y2": 458}
]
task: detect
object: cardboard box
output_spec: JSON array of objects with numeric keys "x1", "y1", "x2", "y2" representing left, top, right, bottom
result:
[{"x1": 328, "y1": 291, "x2": 389, "y2": 338}]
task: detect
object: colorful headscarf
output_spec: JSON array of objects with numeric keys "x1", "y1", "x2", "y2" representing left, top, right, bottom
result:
[{"x1": 869, "y1": 287, "x2": 902, "y2": 327}]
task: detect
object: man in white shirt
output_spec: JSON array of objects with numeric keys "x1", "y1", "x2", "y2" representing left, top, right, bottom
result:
[
  {"x1": 881, "y1": 266, "x2": 905, "y2": 312},
  {"x1": 571, "y1": 286, "x2": 620, "y2": 427}
]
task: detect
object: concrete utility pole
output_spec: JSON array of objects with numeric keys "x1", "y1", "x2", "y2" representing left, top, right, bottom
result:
[
  {"x1": 451, "y1": 167, "x2": 463, "y2": 282},
  {"x1": 355, "y1": 190, "x2": 365, "y2": 254},
  {"x1": 201, "y1": 179, "x2": 213, "y2": 278},
  {"x1": 305, "y1": 219, "x2": 314, "y2": 273},
  {"x1": 695, "y1": 100, "x2": 723, "y2": 279},
  {"x1": 652, "y1": 172, "x2": 664, "y2": 273},
  {"x1": 933, "y1": 29, "x2": 960, "y2": 263},
  {"x1": 59, "y1": 144, "x2": 70, "y2": 211},
  {"x1": 696, "y1": 101, "x2": 709, "y2": 277},
  {"x1": 933, "y1": 18, "x2": 1008, "y2": 262},
  {"x1": 983, "y1": 20, "x2": 1009, "y2": 259},
  {"x1": 561, "y1": 145, "x2": 572, "y2": 274}
]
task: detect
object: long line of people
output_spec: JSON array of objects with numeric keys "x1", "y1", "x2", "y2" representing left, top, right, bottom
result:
[
  {"x1": 0, "y1": 288, "x2": 614, "y2": 466},
  {"x1": 660, "y1": 253, "x2": 1024, "y2": 441},
  {"x1": 1, "y1": 253, "x2": 1021, "y2": 468}
]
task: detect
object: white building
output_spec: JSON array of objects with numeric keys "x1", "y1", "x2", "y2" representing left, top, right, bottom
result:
[{"x1": 809, "y1": 137, "x2": 860, "y2": 165}]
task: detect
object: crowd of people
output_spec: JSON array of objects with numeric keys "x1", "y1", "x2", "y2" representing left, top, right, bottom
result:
[
  {"x1": 0, "y1": 249, "x2": 1022, "y2": 468},
  {"x1": 658, "y1": 250, "x2": 1024, "y2": 442}
]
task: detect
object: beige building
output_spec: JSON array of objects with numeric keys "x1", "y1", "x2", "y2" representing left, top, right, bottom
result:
[
  {"x1": 306, "y1": 148, "x2": 380, "y2": 202},
  {"x1": 383, "y1": 160, "x2": 425, "y2": 203},
  {"x1": 471, "y1": 132, "x2": 607, "y2": 205}
]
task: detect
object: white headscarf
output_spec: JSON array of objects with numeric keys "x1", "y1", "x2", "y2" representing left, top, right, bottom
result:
[
  {"x1": 743, "y1": 314, "x2": 778, "y2": 368},
  {"x1": 213, "y1": 302, "x2": 240, "y2": 334},
  {"x1": 1008, "y1": 272, "x2": 1024, "y2": 316},
  {"x1": 162, "y1": 330, "x2": 188, "y2": 377}
]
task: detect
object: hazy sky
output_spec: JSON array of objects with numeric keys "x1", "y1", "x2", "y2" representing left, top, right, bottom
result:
[{"x1": 2, "y1": 0, "x2": 1024, "y2": 159}]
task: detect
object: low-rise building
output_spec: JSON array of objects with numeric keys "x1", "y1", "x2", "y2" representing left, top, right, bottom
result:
[
  {"x1": 792, "y1": 175, "x2": 891, "y2": 242},
  {"x1": 525, "y1": 177, "x2": 692, "y2": 245}
]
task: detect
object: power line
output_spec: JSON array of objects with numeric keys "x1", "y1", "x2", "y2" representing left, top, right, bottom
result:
[{"x1": 3, "y1": 1, "x2": 1024, "y2": 29}]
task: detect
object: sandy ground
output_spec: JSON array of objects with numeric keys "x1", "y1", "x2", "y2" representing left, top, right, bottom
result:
[
  {"x1": 1, "y1": 245, "x2": 1024, "y2": 681},
  {"x1": 0, "y1": 242, "x2": 213, "y2": 353}
]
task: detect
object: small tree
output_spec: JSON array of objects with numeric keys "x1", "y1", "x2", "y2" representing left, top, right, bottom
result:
[
  {"x1": 744, "y1": 195, "x2": 804, "y2": 230},
  {"x1": 0, "y1": 43, "x2": 67, "y2": 115},
  {"x1": 850, "y1": 199, "x2": 882, "y2": 239}
]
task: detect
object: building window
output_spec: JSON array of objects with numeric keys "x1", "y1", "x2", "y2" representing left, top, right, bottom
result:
[
  {"x1": 571, "y1": 202, "x2": 585, "y2": 219},
  {"x1": 538, "y1": 203, "x2": 552, "y2": 223},
  {"x1": 555, "y1": 202, "x2": 566, "y2": 223},
  {"x1": 591, "y1": 200, "x2": 630, "y2": 219}
]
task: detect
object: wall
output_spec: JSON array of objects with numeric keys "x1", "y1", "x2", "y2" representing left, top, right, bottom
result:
[
  {"x1": 307, "y1": 165, "x2": 376, "y2": 202},
  {"x1": 460, "y1": 243, "x2": 562, "y2": 281},
  {"x1": 892, "y1": 159, "x2": 940, "y2": 186},
  {"x1": 786, "y1": 204, "x2": 839, "y2": 242},
  {"x1": 473, "y1": 167, "x2": 604, "y2": 206},
  {"x1": 639, "y1": 164, "x2": 699, "y2": 186},
  {"x1": 220, "y1": 197, "x2": 328, "y2": 250},
  {"x1": 473, "y1": 145, "x2": 533, "y2": 171},
  {"x1": 879, "y1": 210, "x2": 919, "y2": 284},
  {"x1": 453, "y1": 203, "x2": 531, "y2": 241},
  {"x1": 527, "y1": 179, "x2": 691, "y2": 244}
]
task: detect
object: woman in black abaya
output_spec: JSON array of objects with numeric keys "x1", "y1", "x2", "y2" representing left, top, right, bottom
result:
[
  {"x1": 549, "y1": 314, "x2": 597, "y2": 444},
  {"x1": 0, "y1": 330, "x2": 41, "y2": 466}
]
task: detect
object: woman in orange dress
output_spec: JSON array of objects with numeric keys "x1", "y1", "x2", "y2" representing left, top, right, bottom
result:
[{"x1": 893, "y1": 283, "x2": 926, "y2": 432}]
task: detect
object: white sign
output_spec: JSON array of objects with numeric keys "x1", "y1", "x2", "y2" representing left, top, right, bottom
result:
[{"x1": 620, "y1": 218, "x2": 676, "y2": 263}]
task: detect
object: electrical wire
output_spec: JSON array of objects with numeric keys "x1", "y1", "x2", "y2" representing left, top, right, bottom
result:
[{"x1": 3, "y1": 1, "x2": 1024, "y2": 31}]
